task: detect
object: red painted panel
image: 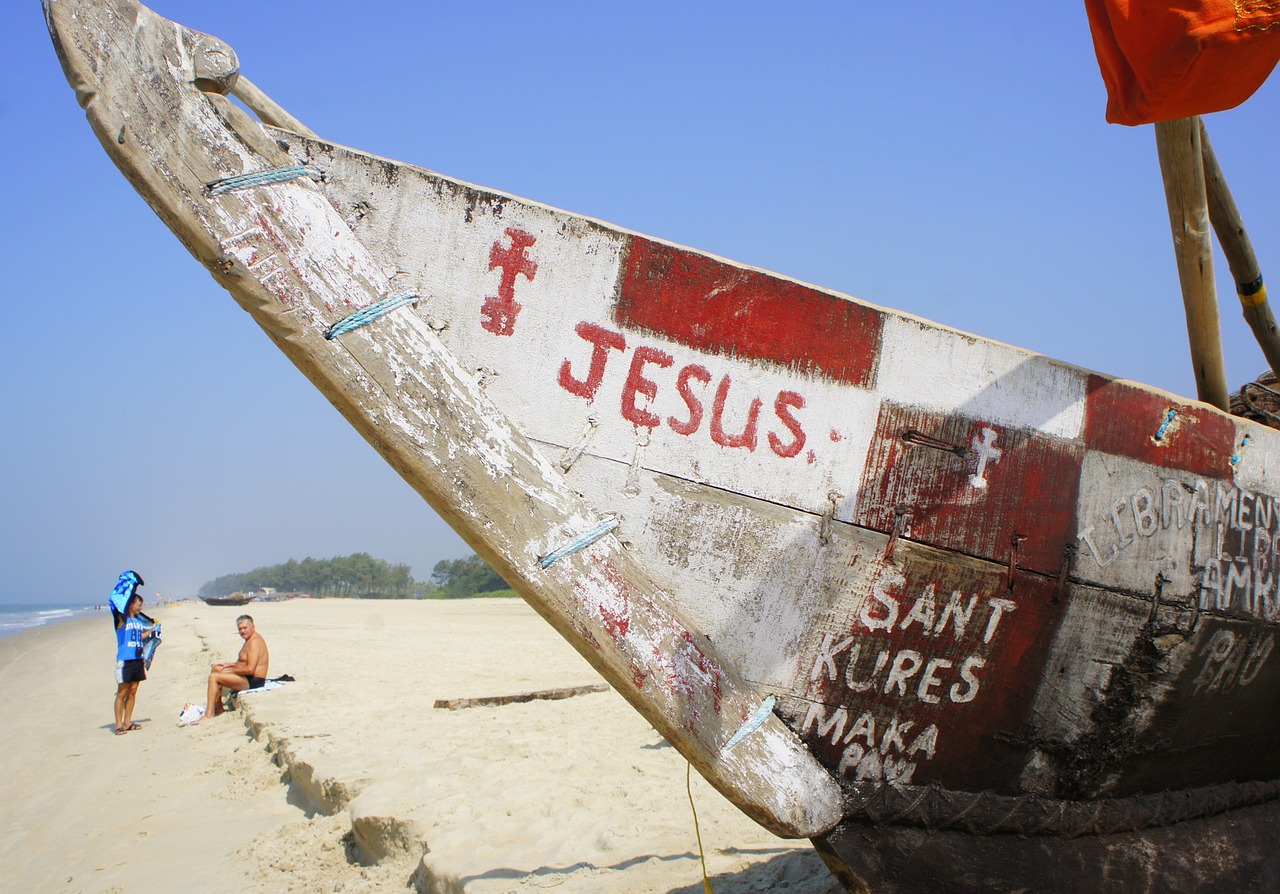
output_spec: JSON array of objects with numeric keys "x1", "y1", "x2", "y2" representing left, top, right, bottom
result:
[
  {"x1": 785, "y1": 553, "x2": 1063, "y2": 793},
  {"x1": 615, "y1": 237, "x2": 884, "y2": 387},
  {"x1": 854, "y1": 404, "x2": 1083, "y2": 576},
  {"x1": 1084, "y1": 376, "x2": 1236, "y2": 479}
]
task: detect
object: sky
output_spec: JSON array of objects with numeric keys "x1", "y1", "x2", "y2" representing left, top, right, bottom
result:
[{"x1": 3, "y1": 2, "x2": 1280, "y2": 605}]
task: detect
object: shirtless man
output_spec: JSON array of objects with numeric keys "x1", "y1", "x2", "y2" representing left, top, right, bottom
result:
[{"x1": 195, "y1": 614, "x2": 269, "y2": 723}]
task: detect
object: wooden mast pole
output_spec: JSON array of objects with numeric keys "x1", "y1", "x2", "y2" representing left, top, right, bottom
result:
[
  {"x1": 1154, "y1": 116, "x2": 1230, "y2": 411},
  {"x1": 1199, "y1": 118, "x2": 1280, "y2": 379}
]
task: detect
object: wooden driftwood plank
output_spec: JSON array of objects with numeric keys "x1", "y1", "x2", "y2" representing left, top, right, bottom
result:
[{"x1": 434, "y1": 683, "x2": 609, "y2": 711}]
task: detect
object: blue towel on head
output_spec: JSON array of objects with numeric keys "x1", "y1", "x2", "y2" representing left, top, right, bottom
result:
[{"x1": 109, "y1": 570, "x2": 144, "y2": 627}]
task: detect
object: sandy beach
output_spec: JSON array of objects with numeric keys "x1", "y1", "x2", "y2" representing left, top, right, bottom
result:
[{"x1": 0, "y1": 598, "x2": 841, "y2": 893}]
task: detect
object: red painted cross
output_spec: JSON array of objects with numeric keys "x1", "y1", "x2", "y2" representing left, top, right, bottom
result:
[{"x1": 482, "y1": 228, "x2": 538, "y2": 336}]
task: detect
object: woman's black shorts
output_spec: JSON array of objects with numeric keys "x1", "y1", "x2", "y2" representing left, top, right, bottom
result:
[{"x1": 116, "y1": 659, "x2": 146, "y2": 684}]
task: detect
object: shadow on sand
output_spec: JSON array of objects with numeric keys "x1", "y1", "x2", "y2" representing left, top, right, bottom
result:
[
  {"x1": 449, "y1": 848, "x2": 840, "y2": 893},
  {"x1": 665, "y1": 848, "x2": 842, "y2": 894}
]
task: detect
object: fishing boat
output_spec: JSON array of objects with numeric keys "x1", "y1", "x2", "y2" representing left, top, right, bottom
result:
[
  {"x1": 43, "y1": 1, "x2": 1280, "y2": 889},
  {"x1": 199, "y1": 592, "x2": 257, "y2": 608}
]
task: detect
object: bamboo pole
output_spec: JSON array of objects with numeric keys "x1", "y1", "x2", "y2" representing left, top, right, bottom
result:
[
  {"x1": 1154, "y1": 117, "x2": 1230, "y2": 411},
  {"x1": 1199, "y1": 118, "x2": 1280, "y2": 379}
]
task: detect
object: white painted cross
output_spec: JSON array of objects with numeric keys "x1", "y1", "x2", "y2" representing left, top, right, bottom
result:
[{"x1": 969, "y1": 427, "x2": 1003, "y2": 489}]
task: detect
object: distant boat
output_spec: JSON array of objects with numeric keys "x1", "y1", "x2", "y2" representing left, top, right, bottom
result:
[
  {"x1": 44, "y1": 1, "x2": 1280, "y2": 890},
  {"x1": 199, "y1": 593, "x2": 256, "y2": 608}
]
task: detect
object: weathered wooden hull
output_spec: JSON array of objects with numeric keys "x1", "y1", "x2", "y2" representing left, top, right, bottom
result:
[
  {"x1": 44, "y1": 1, "x2": 1280, "y2": 890},
  {"x1": 815, "y1": 799, "x2": 1280, "y2": 893},
  {"x1": 200, "y1": 595, "x2": 254, "y2": 607}
]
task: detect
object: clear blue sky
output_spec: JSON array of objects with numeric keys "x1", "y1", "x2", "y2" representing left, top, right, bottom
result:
[{"x1": 4, "y1": 2, "x2": 1278, "y2": 604}]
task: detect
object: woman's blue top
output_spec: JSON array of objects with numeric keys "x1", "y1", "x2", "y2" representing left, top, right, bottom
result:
[{"x1": 116, "y1": 615, "x2": 146, "y2": 662}]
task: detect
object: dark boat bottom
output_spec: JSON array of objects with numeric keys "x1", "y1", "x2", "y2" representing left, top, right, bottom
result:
[{"x1": 811, "y1": 799, "x2": 1280, "y2": 893}]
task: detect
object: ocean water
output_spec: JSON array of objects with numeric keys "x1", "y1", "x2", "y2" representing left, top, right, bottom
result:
[{"x1": 0, "y1": 603, "x2": 101, "y2": 639}]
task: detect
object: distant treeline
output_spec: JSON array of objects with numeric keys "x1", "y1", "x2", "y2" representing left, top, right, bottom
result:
[{"x1": 198, "y1": 552, "x2": 513, "y2": 600}]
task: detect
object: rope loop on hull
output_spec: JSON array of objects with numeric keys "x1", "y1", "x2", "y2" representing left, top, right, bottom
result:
[
  {"x1": 204, "y1": 164, "x2": 323, "y2": 196},
  {"x1": 842, "y1": 776, "x2": 1280, "y2": 838},
  {"x1": 325, "y1": 295, "x2": 420, "y2": 340}
]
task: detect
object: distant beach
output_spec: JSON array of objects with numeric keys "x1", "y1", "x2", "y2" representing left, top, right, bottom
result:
[{"x1": 0, "y1": 597, "x2": 841, "y2": 893}]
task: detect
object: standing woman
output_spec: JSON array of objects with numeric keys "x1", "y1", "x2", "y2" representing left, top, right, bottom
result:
[{"x1": 113, "y1": 591, "x2": 156, "y2": 734}]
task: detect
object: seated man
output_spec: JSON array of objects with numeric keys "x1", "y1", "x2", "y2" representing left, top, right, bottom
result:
[{"x1": 196, "y1": 614, "x2": 269, "y2": 723}]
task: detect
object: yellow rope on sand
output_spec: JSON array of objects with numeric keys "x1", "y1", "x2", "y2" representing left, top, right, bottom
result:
[{"x1": 687, "y1": 761, "x2": 715, "y2": 894}]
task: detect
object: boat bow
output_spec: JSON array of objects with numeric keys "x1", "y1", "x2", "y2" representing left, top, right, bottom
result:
[{"x1": 43, "y1": 0, "x2": 843, "y2": 838}]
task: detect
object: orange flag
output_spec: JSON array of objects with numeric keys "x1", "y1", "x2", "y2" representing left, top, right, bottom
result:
[{"x1": 1085, "y1": 0, "x2": 1280, "y2": 125}]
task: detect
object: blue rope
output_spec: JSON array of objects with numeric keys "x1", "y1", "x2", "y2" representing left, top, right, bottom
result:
[
  {"x1": 205, "y1": 164, "x2": 323, "y2": 196},
  {"x1": 723, "y1": 695, "x2": 777, "y2": 752},
  {"x1": 538, "y1": 518, "x2": 619, "y2": 568},
  {"x1": 1154, "y1": 409, "x2": 1178, "y2": 441},
  {"x1": 324, "y1": 294, "x2": 420, "y2": 340},
  {"x1": 1233, "y1": 433, "x2": 1251, "y2": 467}
]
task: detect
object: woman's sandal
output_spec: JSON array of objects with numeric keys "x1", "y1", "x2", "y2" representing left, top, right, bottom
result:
[
  {"x1": 114, "y1": 727, "x2": 127, "y2": 735},
  {"x1": 126, "y1": 723, "x2": 142, "y2": 731}
]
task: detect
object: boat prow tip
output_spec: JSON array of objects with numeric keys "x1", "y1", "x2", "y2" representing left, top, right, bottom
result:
[{"x1": 43, "y1": 0, "x2": 241, "y2": 107}]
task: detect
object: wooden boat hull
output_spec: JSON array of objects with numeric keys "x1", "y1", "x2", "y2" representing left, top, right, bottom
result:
[
  {"x1": 43, "y1": 0, "x2": 1280, "y2": 889},
  {"x1": 200, "y1": 596, "x2": 255, "y2": 607},
  {"x1": 816, "y1": 799, "x2": 1280, "y2": 893},
  {"x1": 285, "y1": 131, "x2": 1280, "y2": 803}
]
